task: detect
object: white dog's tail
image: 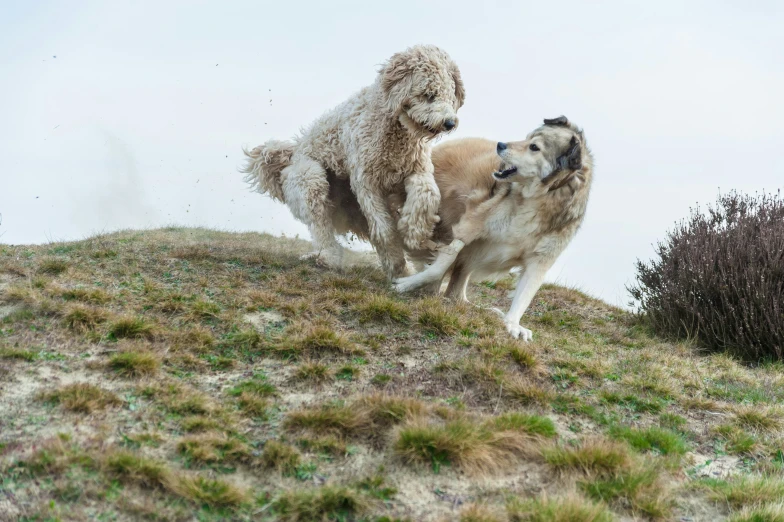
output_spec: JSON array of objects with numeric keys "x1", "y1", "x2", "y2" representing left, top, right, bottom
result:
[{"x1": 241, "y1": 140, "x2": 295, "y2": 202}]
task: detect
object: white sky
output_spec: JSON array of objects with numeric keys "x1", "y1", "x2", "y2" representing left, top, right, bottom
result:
[{"x1": 1, "y1": 1, "x2": 783, "y2": 306}]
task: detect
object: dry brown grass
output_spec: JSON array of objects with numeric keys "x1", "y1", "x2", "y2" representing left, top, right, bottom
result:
[
  {"x1": 259, "y1": 440, "x2": 302, "y2": 474},
  {"x1": 284, "y1": 395, "x2": 428, "y2": 445},
  {"x1": 176, "y1": 433, "x2": 250, "y2": 464},
  {"x1": 108, "y1": 348, "x2": 161, "y2": 377},
  {"x1": 506, "y1": 493, "x2": 614, "y2": 522},
  {"x1": 272, "y1": 486, "x2": 371, "y2": 521},
  {"x1": 395, "y1": 416, "x2": 541, "y2": 473},
  {"x1": 38, "y1": 383, "x2": 122, "y2": 413},
  {"x1": 167, "y1": 474, "x2": 249, "y2": 508}
]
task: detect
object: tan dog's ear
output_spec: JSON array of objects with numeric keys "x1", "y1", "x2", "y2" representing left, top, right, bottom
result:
[
  {"x1": 450, "y1": 63, "x2": 465, "y2": 109},
  {"x1": 381, "y1": 51, "x2": 414, "y2": 114},
  {"x1": 556, "y1": 136, "x2": 583, "y2": 171}
]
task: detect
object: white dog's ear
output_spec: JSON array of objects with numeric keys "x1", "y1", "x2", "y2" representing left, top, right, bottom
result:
[
  {"x1": 381, "y1": 51, "x2": 415, "y2": 114},
  {"x1": 450, "y1": 63, "x2": 465, "y2": 109}
]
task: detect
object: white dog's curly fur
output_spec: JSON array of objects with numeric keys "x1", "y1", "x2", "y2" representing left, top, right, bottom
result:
[{"x1": 242, "y1": 45, "x2": 464, "y2": 277}]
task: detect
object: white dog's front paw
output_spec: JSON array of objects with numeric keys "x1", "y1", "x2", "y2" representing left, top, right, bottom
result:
[{"x1": 505, "y1": 322, "x2": 533, "y2": 342}]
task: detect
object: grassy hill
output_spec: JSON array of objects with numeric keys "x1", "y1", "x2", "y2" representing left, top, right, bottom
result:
[{"x1": 1, "y1": 228, "x2": 783, "y2": 521}]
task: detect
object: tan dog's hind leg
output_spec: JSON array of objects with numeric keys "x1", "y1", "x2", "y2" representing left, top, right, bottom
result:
[
  {"x1": 397, "y1": 171, "x2": 441, "y2": 250},
  {"x1": 444, "y1": 262, "x2": 472, "y2": 302}
]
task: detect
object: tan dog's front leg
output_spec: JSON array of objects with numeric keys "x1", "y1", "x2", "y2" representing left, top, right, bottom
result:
[{"x1": 397, "y1": 171, "x2": 440, "y2": 250}]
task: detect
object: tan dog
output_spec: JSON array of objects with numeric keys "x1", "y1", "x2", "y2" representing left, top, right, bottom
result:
[
  {"x1": 241, "y1": 45, "x2": 464, "y2": 278},
  {"x1": 393, "y1": 117, "x2": 593, "y2": 340}
]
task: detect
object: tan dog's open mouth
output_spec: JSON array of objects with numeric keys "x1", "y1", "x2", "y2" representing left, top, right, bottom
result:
[{"x1": 493, "y1": 165, "x2": 518, "y2": 180}]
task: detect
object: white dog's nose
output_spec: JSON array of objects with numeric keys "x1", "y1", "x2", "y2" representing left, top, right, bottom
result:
[{"x1": 444, "y1": 119, "x2": 456, "y2": 131}]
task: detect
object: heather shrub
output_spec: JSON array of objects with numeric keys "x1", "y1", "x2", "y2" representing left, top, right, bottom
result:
[{"x1": 629, "y1": 191, "x2": 784, "y2": 361}]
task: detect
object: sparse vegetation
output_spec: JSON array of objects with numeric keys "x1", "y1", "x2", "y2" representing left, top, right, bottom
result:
[{"x1": 1, "y1": 228, "x2": 782, "y2": 520}]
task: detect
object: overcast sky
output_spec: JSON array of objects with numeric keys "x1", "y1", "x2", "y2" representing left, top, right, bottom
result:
[{"x1": 1, "y1": 1, "x2": 783, "y2": 306}]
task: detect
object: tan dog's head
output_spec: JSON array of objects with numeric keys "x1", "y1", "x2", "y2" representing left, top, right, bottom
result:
[
  {"x1": 380, "y1": 45, "x2": 464, "y2": 138},
  {"x1": 494, "y1": 116, "x2": 586, "y2": 186}
]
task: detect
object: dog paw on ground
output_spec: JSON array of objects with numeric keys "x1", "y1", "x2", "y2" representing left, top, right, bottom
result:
[{"x1": 505, "y1": 322, "x2": 533, "y2": 341}]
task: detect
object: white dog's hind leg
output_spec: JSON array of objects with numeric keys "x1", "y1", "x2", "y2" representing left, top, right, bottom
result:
[
  {"x1": 281, "y1": 156, "x2": 344, "y2": 267},
  {"x1": 497, "y1": 257, "x2": 554, "y2": 341},
  {"x1": 393, "y1": 239, "x2": 465, "y2": 293}
]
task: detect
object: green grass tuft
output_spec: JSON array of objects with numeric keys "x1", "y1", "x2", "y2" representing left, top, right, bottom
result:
[
  {"x1": 607, "y1": 425, "x2": 688, "y2": 456},
  {"x1": 543, "y1": 439, "x2": 633, "y2": 476},
  {"x1": 491, "y1": 413, "x2": 557, "y2": 438},
  {"x1": 728, "y1": 503, "x2": 784, "y2": 522},
  {"x1": 506, "y1": 493, "x2": 614, "y2": 522},
  {"x1": 108, "y1": 316, "x2": 155, "y2": 340},
  {"x1": 395, "y1": 417, "x2": 535, "y2": 473},
  {"x1": 104, "y1": 451, "x2": 170, "y2": 488},
  {"x1": 294, "y1": 361, "x2": 331, "y2": 383},
  {"x1": 228, "y1": 372, "x2": 277, "y2": 397},
  {"x1": 38, "y1": 258, "x2": 69, "y2": 275},
  {"x1": 0, "y1": 346, "x2": 37, "y2": 361},
  {"x1": 353, "y1": 295, "x2": 411, "y2": 324},
  {"x1": 109, "y1": 349, "x2": 160, "y2": 377},
  {"x1": 170, "y1": 475, "x2": 249, "y2": 508},
  {"x1": 700, "y1": 476, "x2": 784, "y2": 509}
]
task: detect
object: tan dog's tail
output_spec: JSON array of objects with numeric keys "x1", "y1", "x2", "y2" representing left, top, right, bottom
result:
[{"x1": 241, "y1": 140, "x2": 295, "y2": 202}]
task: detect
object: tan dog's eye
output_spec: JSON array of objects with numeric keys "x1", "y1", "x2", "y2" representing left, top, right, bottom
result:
[
  {"x1": 426, "y1": 93, "x2": 436, "y2": 103},
  {"x1": 529, "y1": 144, "x2": 540, "y2": 152}
]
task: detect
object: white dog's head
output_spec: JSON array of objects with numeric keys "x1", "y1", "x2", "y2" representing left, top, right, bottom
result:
[
  {"x1": 493, "y1": 116, "x2": 587, "y2": 187},
  {"x1": 380, "y1": 45, "x2": 464, "y2": 138}
]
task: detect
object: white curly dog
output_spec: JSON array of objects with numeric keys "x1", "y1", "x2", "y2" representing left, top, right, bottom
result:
[{"x1": 242, "y1": 45, "x2": 464, "y2": 278}]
